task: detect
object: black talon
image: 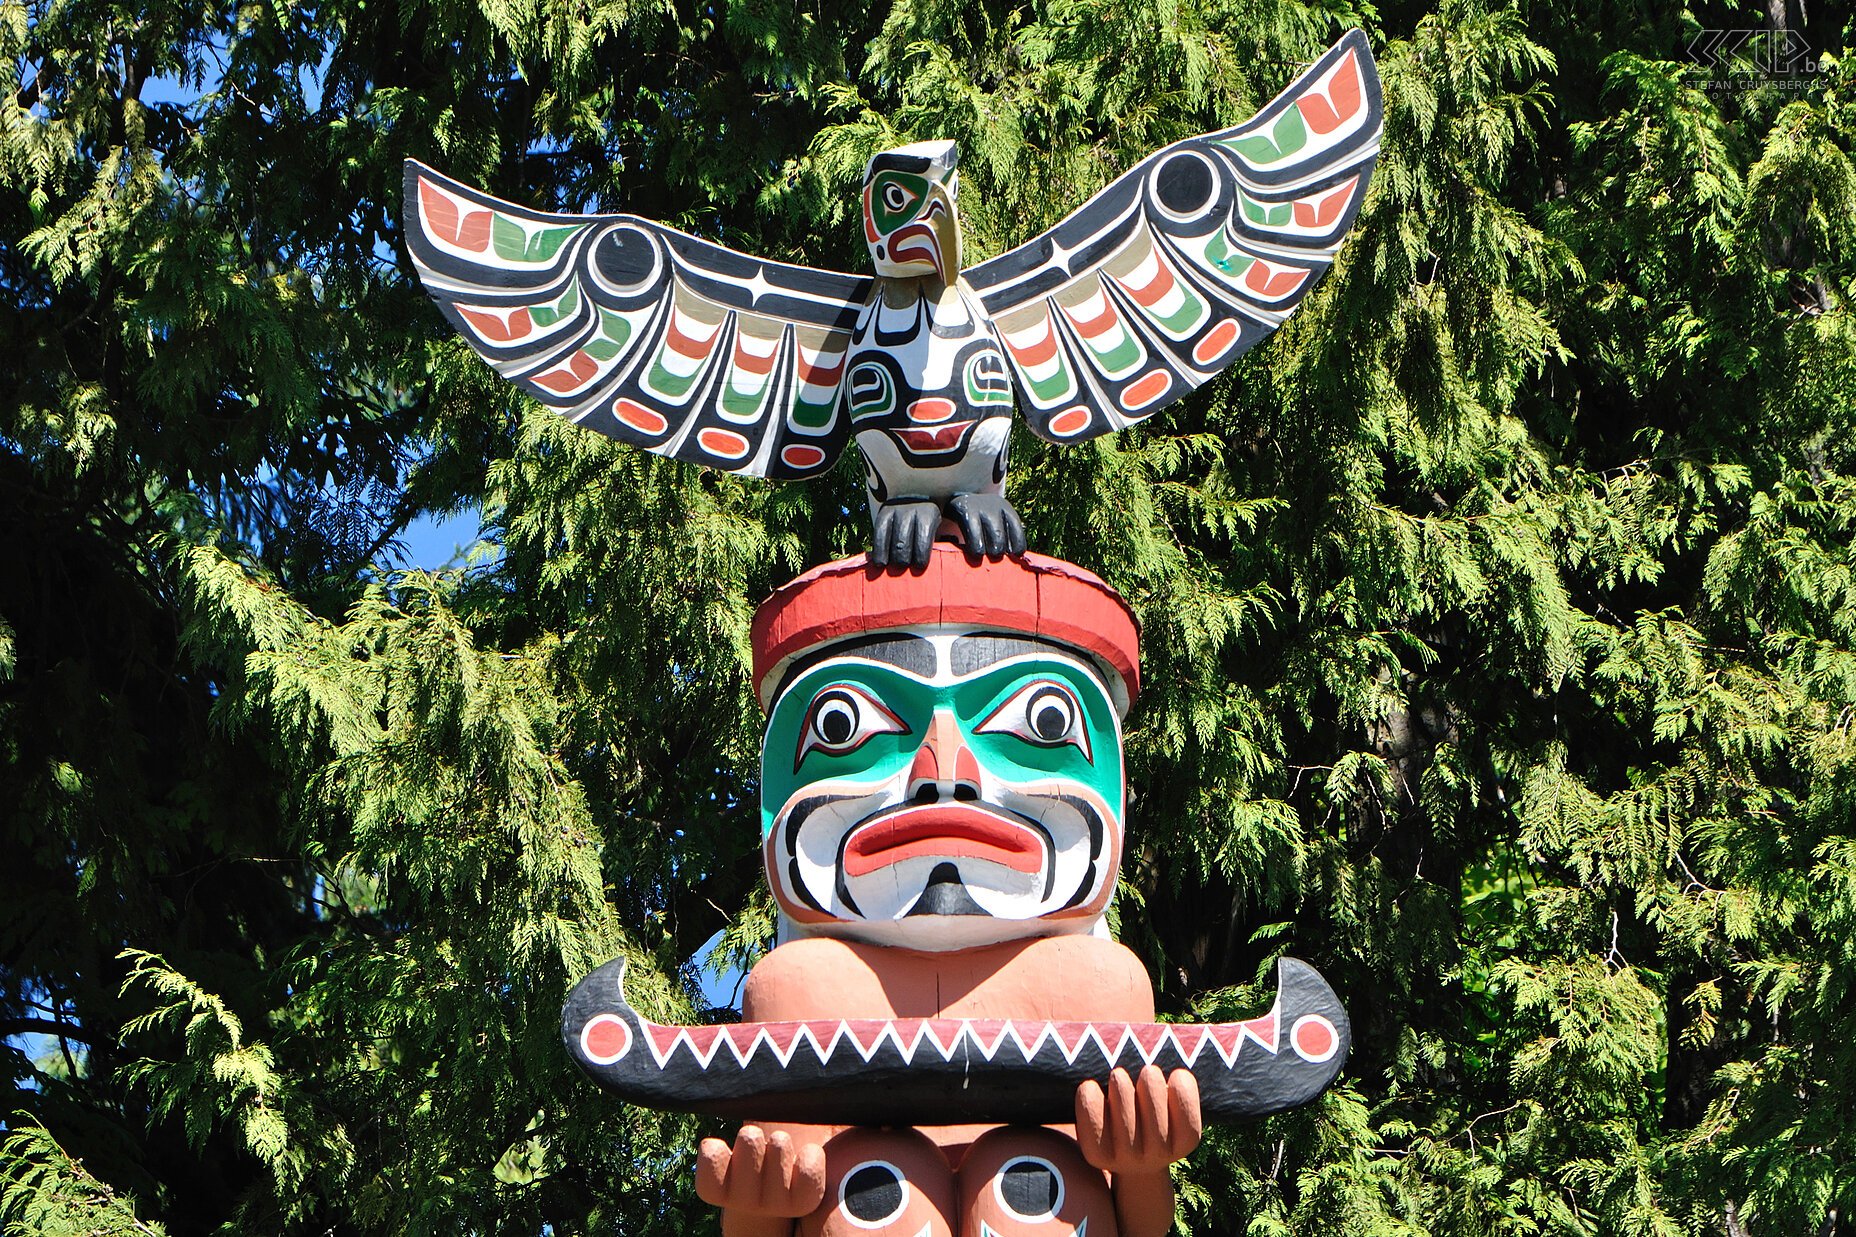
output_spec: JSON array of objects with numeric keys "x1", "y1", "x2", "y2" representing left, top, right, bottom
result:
[
  {"x1": 949, "y1": 495, "x2": 1025, "y2": 560},
  {"x1": 871, "y1": 500, "x2": 943, "y2": 568}
]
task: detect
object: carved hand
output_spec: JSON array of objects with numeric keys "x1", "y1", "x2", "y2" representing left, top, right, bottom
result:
[
  {"x1": 696, "y1": 1125, "x2": 828, "y2": 1237},
  {"x1": 1075, "y1": 1064, "x2": 1203, "y2": 1172},
  {"x1": 1075, "y1": 1066, "x2": 1203, "y2": 1237}
]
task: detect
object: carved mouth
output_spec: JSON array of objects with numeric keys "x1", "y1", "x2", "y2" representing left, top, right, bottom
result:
[
  {"x1": 843, "y1": 804, "x2": 1045, "y2": 876},
  {"x1": 891, "y1": 421, "x2": 975, "y2": 456}
]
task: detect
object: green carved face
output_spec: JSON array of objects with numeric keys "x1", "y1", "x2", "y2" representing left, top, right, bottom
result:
[{"x1": 761, "y1": 630, "x2": 1125, "y2": 950}]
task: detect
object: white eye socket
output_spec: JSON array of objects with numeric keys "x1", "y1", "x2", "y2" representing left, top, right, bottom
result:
[
  {"x1": 975, "y1": 680, "x2": 1091, "y2": 760},
  {"x1": 796, "y1": 684, "x2": 907, "y2": 767},
  {"x1": 882, "y1": 182, "x2": 911, "y2": 211},
  {"x1": 994, "y1": 1156, "x2": 1064, "y2": 1221},
  {"x1": 840, "y1": 1160, "x2": 909, "y2": 1228}
]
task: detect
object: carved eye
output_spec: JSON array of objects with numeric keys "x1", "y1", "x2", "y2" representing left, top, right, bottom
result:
[
  {"x1": 882, "y1": 181, "x2": 915, "y2": 213},
  {"x1": 840, "y1": 1160, "x2": 909, "y2": 1227},
  {"x1": 797, "y1": 684, "x2": 907, "y2": 766},
  {"x1": 975, "y1": 681, "x2": 1091, "y2": 760},
  {"x1": 994, "y1": 1156, "x2": 1064, "y2": 1221}
]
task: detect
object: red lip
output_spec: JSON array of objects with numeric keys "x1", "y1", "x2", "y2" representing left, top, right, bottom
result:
[
  {"x1": 843, "y1": 805, "x2": 1044, "y2": 877},
  {"x1": 892, "y1": 421, "x2": 975, "y2": 454}
]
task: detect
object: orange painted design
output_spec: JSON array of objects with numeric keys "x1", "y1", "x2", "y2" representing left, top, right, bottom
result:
[
  {"x1": 1293, "y1": 176, "x2": 1359, "y2": 228},
  {"x1": 1006, "y1": 319, "x2": 1059, "y2": 367},
  {"x1": 1294, "y1": 1016, "x2": 1336, "y2": 1059},
  {"x1": 1120, "y1": 368, "x2": 1173, "y2": 411},
  {"x1": 1298, "y1": 52, "x2": 1363, "y2": 136},
  {"x1": 732, "y1": 337, "x2": 780, "y2": 376},
  {"x1": 1125, "y1": 253, "x2": 1178, "y2": 308},
  {"x1": 532, "y1": 351, "x2": 598, "y2": 394},
  {"x1": 781, "y1": 444, "x2": 828, "y2": 469},
  {"x1": 1046, "y1": 406, "x2": 1094, "y2": 437},
  {"x1": 456, "y1": 305, "x2": 532, "y2": 343},
  {"x1": 419, "y1": 178, "x2": 491, "y2": 251},
  {"x1": 796, "y1": 353, "x2": 846, "y2": 388},
  {"x1": 1192, "y1": 318, "x2": 1241, "y2": 366},
  {"x1": 582, "y1": 1015, "x2": 630, "y2": 1060},
  {"x1": 862, "y1": 186, "x2": 881, "y2": 244},
  {"x1": 1244, "y1": 259, "x2": 1309, "y2": 299},
  {"x1": 1064, "y1": 295, "x2": 1120, "y2": 338},
  {"x1": 614, "y1": 399, "x2": 669, "y2": 435},
  {"x1": 666, "y1": 309, "x2": 720, "y2": 361},
  {"x1": 697, "y1": 427, "x2": 751, "y2": 458},
  {"x1": 906, "y1": 397, "x2": 956, "y2": 424}
]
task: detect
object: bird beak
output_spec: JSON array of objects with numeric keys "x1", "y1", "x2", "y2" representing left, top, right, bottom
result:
[{"x1": 887, "y1": 183, "x2": 961, "y2": 283}]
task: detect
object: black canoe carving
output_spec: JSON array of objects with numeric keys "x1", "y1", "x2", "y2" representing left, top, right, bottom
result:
[{"x1": 561, "y1": 956, "x2": 1349, "y2": 1126}]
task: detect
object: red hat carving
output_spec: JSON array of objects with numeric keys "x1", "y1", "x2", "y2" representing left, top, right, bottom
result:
[{"x1": 751, "y1": 544, "x2": 1140, "y2": 715}]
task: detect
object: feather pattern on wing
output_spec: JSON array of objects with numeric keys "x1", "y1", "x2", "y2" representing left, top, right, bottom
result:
[
  {"x1": 403, "y1": 162, "x2": 876, "y2": 479},
  {"x1": 964, "y1": 29, "x2": 1383, "y2": 442}
]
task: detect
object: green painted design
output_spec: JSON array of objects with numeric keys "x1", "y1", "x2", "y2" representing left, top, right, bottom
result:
[
  {"x1": 582, "y1": 309, "x2": 631, "y2": 361},
  {"x1": 645, "y1": 349, "x2": 701, "y2": 398},
  {"x1": 846, "y1": 362, "x2": 895, "y2": 422},
  {"x1": 1240, "y1": 194, "x2": 1291, "y2": 227},
  {"x1": 789, "y1": 395, "x2": 837, "y2": 430},
  {"x1": 1023, "y1": 353, "x2": 1076, "y2": 404},
  {"x1": 722, "y1": 375, "x2": 770, "y2": 419},
  {"x1": 964, "y1": 354, "x2": 1013, "y2": 406},
  {"x1": 1203, "y1": 230, "x2": 1254, "y2": 277},
  {"x1": 491, "y1": 213, "x2": 579, "y2": 263},
  {"x1": 528, "y1": 282, "x2": 580, "y2": 328},
  {"x1": 1150, "y1": 280, "x2": 1209, "y2": 334},
  {"x1": 761, "y1": 657, "x2": 1123, "y2": 837},
  {"x1": 1083, "y1": 329, "x2": 1141, "y2": 374},
  {"x1": 869, "y1": 170, "x2": 930, "y2": 235},
  {"x1": 1226, "y1": 105, "x2": 1308, "y2": 165}
]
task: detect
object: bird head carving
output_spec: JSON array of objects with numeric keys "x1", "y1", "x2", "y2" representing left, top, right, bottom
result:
[{"x1": 863, "y1": 140, "x2": 962, "y2": 283}]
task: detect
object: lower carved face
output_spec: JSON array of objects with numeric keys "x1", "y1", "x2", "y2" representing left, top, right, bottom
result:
[{"x1": 761, "y1": 630, "x2": 1125, "y2": 949}]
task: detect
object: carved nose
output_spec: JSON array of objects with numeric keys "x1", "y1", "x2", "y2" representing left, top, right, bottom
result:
[{"x1": 908, "y1": 710, "x2": 982, "y2": 803}]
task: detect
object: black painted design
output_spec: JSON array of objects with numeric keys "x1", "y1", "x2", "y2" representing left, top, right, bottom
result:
[{"x1": 561, "y1": 957, "x2": 1350, "y2": 1126}]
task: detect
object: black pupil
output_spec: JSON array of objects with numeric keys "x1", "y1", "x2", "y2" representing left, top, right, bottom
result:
[
  {"x1": 1031, "y1": 694, "x2": 1069, "y2": 741},
  {"x1": 843, "y1": 1163, "x2": 904, "y2": 1222},
  {"x1": 818, "y1": 700, "x2": 855, "y2": 745},
  {"x1": 1000, "y1": 1158, "x2": 1059, "y2": 1217},
  {"x1": 885, "y1": 185, "x2": 906, "y2": 208}
]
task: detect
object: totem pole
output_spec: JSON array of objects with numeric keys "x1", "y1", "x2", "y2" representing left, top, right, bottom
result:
[{"x1": 404, "y1": 29, "x2": 1382, "y2": 1235}]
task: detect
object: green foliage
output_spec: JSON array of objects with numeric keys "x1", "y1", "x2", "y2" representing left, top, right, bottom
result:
[{"x1": 5, "y1": 0, "x2": 1856, "y2": 1232}]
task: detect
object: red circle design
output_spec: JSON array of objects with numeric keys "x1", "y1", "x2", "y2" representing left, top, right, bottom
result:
[
  {"x1": 697, "y1": 427, "x2": 751, "y2": 459},
  {"x1": 782, "y1": 444, "x2": 828, "y2": 470},
  {"x1": 581, "y1": 1014, "x2": 633, "y2": 1064},
  {"x1": 1291, "y1": 1015, "x2": 1337, "y2": 1063},
  {"x1": 614, "y1": 399, "x2": 669, "y2": 435},
  {"x1": 1192, "y1": 318, "x2": 1241, "y2": 367},
  {"x1": 1047, "y1": 406, "x2": 1093, "y2": 437}
]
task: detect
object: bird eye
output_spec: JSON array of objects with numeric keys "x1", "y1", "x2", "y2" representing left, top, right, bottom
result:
[
  {"x1": 975, "y1": 680, "x2": 1091, "y2": 760},
  {"x1": 796, "y1": 684, "x2": 907, "y2": 767},
  {"x1": 882, "y1": 181, "x2": 915, "y2": 213}
]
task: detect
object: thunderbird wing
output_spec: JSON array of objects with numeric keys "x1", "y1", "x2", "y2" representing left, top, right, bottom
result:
[
  {"x1": 404, "y1": 161, "x2": 874, "y2": 479},
  {"x1": 964, "y1": 29, "x2": 1382, "y2": 442}
]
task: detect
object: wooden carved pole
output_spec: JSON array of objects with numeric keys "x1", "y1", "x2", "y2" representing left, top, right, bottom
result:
[
  {"x1": 562, "y1": 548, "x2": 1351, "y2": 1236},
  {"x1": 403, "y1": 28, "x2": 1384, "y2": 1234}
]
